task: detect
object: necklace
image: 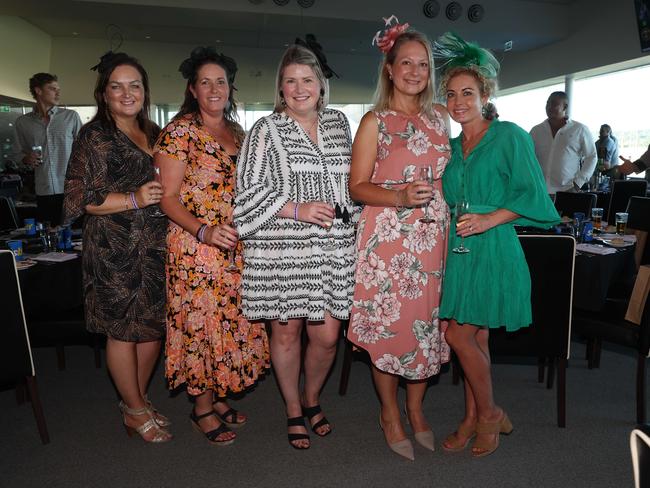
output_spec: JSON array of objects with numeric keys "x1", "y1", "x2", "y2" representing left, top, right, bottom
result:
[{"x1": 461, "y1": 125, "x2": 489, "y2": 158}]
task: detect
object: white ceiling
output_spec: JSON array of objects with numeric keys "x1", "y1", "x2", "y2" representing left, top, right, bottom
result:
[{"x1": 2, "y1": 0, "x2": 578, "y2": 54}]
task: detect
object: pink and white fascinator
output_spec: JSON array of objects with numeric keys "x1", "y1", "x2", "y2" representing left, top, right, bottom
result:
[{"x1": 372, "y1": 15, "x2": 410, "y2": 53}]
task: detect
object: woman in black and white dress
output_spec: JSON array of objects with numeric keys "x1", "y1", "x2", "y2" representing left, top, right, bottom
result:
[{"x1": 234, "y1": 42, "x2": 356, "y2": 449}]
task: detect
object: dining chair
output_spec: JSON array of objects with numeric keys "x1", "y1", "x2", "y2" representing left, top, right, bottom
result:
[
  {"x1": 573, "y1": 271, "x2": 650, "y2": 423},
  {"x1": 0, "y1": 250, "x2": 50, "y2": 444},
  {"x1": 0, "y1": 195, "x2": 19, "y2": 230},
  {"x1": 553, "y1": 191, "x2": 597, "y2": 219},
  {"x1": 626, "y1": 196, "x2": 650, "y2": 268},
  {"x1": 631, "y1": 424, "x2": 650, "y2": 488},
  {"x1": 608, "y1": 179, "x2": 648, "y2": 224},
  {"x1": 487, "y1": 234, "x2": 576, "y2": 427}
]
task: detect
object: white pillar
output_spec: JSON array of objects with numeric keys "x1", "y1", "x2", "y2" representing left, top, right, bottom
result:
[{"x1": 564, "y1": 75, "x2": 574, "y2": 119}]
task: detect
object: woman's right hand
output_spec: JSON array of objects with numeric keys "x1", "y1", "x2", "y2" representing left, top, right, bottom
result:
[
  {"x1": 135, "y1": 181, "x2": 163, "y2": 208},
  {"x1": 397, "y1": 181, "x2": 433, "y2": 208},
  {"x1": 296, "y1": 202, "x2": 334, "y2": 228},
  {"x1": 204, "y1": 223, "x2": 239, "y2": 250}
]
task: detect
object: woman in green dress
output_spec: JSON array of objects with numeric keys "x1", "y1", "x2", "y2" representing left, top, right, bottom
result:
[{"x1": 434, "y1": 33, "x2": 560, "y2": 457}]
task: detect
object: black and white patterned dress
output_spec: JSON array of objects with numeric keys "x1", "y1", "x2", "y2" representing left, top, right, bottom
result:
[{"x1": 234, "y1": 109, "x2": 358, "y2": 322}]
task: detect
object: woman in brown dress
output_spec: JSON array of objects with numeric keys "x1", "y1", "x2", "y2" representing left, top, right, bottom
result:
[{"x1": 63, "y1": 52, "x2": 171, "y2": 443}]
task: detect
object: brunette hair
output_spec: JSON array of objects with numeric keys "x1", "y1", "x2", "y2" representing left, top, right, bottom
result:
[
  {"x1": 29, "y1": 73, "x2": 58, "y2": 99},
  {"x1": 373, "y1": 31, "x2": 435, "y2": 114},
  {"x1": 89, "y1": 52, "x2": 158, "y2": 144}
]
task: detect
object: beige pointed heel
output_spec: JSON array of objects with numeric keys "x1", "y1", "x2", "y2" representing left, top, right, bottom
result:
[
  {"x1": 404, "y1": 406, "x2": 435, "y2": 452},
  {"x1": 379, "y1": 412, "x2": 414, "y2": 461},
  {"x1": 472, "y1": 412, "x2": 513, "y2": 458}
]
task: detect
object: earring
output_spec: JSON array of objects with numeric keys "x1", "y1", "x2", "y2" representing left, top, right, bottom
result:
[
  {"x1": 279, "y1": 90, "x2": 286, "y2": 107},
  {"x1": 388, "y1": 73, "x2": 393, "y2": 81},
  {"x1": 481, "y1": 104, "x2": 488, "y2": 119}
]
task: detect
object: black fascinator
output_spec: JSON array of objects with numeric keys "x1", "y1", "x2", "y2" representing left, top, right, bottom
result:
[
  {"x1": 295, "y1": 34, "x2": 339, "y2": 79},
  {"x1": 178, "y1": 46, "x2": 238, "y2": 85},
  {"x1": 90, "y1": 51, "x2": 132, "y2": 73}
]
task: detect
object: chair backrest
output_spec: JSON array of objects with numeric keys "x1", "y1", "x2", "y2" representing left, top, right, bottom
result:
[
  {"x1": 554, "y1": 191, "x2": 596, "y2": 219},
  {"x1": 627, "y1": 197, "x2": 650, "y2": 267},
  {"x1": 0, "y1": 250, "x2": 35, "y2": 381},
  {"x1": 489, "y1": 235, "x2": 576, "y2": 359},
  {"x1": 630, "y1": 425, "x2": 650, "y2": 488},
  {"x1": 0, "y1": 196, "x2": 19, "y2": 231},
  {"x1": 609, "y1": 180, "x2": 648, "y2": 223}
]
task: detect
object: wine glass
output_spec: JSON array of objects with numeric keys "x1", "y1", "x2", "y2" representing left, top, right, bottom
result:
[
  {"x1": 452, "y1": 199, "x2": 471, "y2": 254},
  {"x1": 417, "y1": 165, "x2": 435, "y2": 224},
  {"x1": 150, "y1": 166, "x2": 166, "y2": 218},
  {"x1": 225, "y1": 221, "x2": 239, "y2": 272}
]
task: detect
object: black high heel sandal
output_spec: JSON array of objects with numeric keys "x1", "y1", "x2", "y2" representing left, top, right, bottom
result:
[
  {"x1": 213, "y1": 400, "x2": 247, "y2": 428},
  {"x1": 302, "y1": 404, "x2": 331, "y2": 437},
  {"x1": 287, "y1": 416, "x2": 310, "y2": 449},
  {"x1": 190, "y1": 409, "x2": 235, "y2": 446}
]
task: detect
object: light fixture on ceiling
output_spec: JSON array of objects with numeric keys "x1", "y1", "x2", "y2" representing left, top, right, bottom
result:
[
  {"x1": 445, "y1": 1, "x2": 462, "y2": 21},
  {"x1": 423, "y1": 0, "x2": 440, "y2": 19},
  {"x1": 467, "y1": 4, "x2": 484, "y2": 23},
  {"x1": 297, "y1": 0, "x2": 315, "y2": 7},
  {"x1": 273, "y1": 0, "x2": 290, "y2": 5}
]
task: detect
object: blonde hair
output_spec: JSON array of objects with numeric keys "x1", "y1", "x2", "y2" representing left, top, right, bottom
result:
[
  {"x1": 438, "y1": 65, "x2": 498, "y2": 100},
  {"x1": 372, "y1": 31, "x2": 435, "y2": 114},
  {"x1": 273, "y1": 45, "x2": 330, "y2": 113}
]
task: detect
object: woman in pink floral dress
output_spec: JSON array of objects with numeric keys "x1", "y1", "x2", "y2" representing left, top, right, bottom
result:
[{"x1": 349, "y1": 23, "x2": 450, "y2": 460}]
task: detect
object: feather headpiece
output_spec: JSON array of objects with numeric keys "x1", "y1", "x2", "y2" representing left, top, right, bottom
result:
[
  {"x1": 178, "y1": 46, "x2": 238, "y2": 86},
  {"x1": 295, "y1": 34, "x2": 339, "y2": 79},
  {"x1": 433, "y1": 32, "x2": 500, "y2": 79},
  {"x1": 372, "y1": 15, "x2": 410, "y2": 54}
]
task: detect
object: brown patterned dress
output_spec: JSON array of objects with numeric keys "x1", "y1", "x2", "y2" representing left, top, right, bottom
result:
[{"x1": 63, "y1": 120, "x2": 166, "y2": 342}]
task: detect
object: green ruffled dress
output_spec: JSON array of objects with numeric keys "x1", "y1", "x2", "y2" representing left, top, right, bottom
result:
[{"x1": 440, "y1": 120, "x2": 561, "y2": 331}]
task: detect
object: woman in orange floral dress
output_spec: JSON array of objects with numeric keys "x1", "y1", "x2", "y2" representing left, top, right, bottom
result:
[{"x1": 155, "y1": 46, "x2": 269, "y2": 445}]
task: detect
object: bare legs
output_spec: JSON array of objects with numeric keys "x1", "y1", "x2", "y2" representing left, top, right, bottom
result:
[
  {"x1": 192, "y1": 389, "x2": 236, "y2": 442},
  {"x1": 106, "y1": 337, "x2": 170, "y2": 441},
  {"x1": 372, "y1": 367, "x2": 429, "y2": 445},
  {"x1": 271, "y1": 314, "x2": 341, "y2": 448},
  {"x1": 443, "y1": 320, "x2": 505, "y2": 455}
]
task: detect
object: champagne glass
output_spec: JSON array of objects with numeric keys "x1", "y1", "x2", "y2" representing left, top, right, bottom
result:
[
  {"x1": 452, "y1": 199, "x2": 471, "y2": 254},
  {"x1": 150, "y1": 166, "x2": 166, "y2": 218},
  {"x1": 417, "y1": 165, "x2": 435, "y2": 224},
  {"x1": 225, "y1": 221, "x2": 239, "y2": 272}
]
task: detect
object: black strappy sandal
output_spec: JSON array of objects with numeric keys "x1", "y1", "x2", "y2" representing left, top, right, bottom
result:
[
  {"x1": 213, "y1": 401, "x2": 247, "y2": 428},
  {"x1": 287, "y1": 416, "x2": 310, "y2": 449},
  {"x1": 302, "y1": 404, "x2": 332, "y2": 437},
  {"x1": 190, "y1": 409, "x2": 235, "y2": 446}
]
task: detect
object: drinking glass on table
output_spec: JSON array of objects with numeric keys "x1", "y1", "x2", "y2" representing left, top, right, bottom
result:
[
  {"x1": 452, "y1": 199, "x2": 471, "y2": 254},
  {"x1": 149, "y1": 166, "x2": 166, "y2": 218},
  {"x1": 417, "y1": 165, "x2": 435, "y2": 224},
  {"x1": 615, "y1": 212, "x2": 628, "y2": 236},
  {"x1": 591, "y1": 207, "x2": 603, "y2": 232}
]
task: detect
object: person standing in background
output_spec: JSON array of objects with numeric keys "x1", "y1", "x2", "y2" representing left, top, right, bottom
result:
[
  {"x1": 14, "y1": 73, "x2": 82, "y2": 225},
  {"x1": 529, "y1": 91, "x2": 596, "y2": 195},
  {"x1": 595, "y1": 124, "x2": 619, "y2": 176}
]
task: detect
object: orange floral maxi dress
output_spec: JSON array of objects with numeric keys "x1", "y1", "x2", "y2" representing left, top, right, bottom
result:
[
  {"x1": 155, "y1": 114, "x2": 269, "y2": 396},
  {"x1": 348, "y1": 110, "x2": 451, "y2": 380}
]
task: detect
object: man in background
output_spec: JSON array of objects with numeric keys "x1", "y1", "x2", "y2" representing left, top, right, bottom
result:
[
  {"x1": 530, "y1": 91, "x2": 597, "y2": 195},
  {"x1": 595, "y1": 123, "x2": 619, "y2": 174},
  {"x1": 14, "y1": 73, "x2": 82, "y2": 225}
]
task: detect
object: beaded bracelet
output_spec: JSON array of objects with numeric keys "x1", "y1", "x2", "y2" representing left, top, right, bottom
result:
[
  {"x1": 129, "y1": 192, "x2": 139, "y2": 210},
  {"x1": 196, "y1": 224, "x2": 208, "y2": 243},
  {"x1": 123, "y1": 193, "x2": 130, "y2": 211},
  {"x1": 294, "y1": 203, "x2": 299, "y2": 221}
]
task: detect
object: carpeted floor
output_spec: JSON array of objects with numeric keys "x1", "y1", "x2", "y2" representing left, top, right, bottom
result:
[{"x1": 0, "y1": 339, "x2": 642, "y2": 488}]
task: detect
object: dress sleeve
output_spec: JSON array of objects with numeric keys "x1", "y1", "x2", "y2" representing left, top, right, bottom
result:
[
  {"x1": 234, "y1": 116, "x2": 292, "y2": 239},
  {"x1": 63, "y1": 125, "x2": 113, "y2": 224},
  {"x1": 153, "y1": 119, "x2": 189, "y2": 163},
  {"x1": 501, "y1": 123, "x2": 560, "y2": 228}
]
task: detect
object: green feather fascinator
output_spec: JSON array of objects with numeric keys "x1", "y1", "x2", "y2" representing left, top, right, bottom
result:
[{"x1": 433, "y1": 32, "x2": 500, "y2": 79}]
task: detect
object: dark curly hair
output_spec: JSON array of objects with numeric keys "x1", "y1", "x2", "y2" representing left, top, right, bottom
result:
[
  {"x1": 88, "y1": 51, "x2": 158, "y2": 145},
  {"x1": 175, "y1": 46, "x2": 242, "y2": 141}
]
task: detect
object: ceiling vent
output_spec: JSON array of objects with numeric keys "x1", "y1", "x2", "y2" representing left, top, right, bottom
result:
[
  {"x1": 273, "y1": 0, "x2": 290, "y2": 6},
  {"x1": 445, "y1": 2, "x2": 463, "y2": 21},
  {"x1": 468, "y1": 4, "x2": 484, "y2": 23},
  {"x1": 423, "y1": 0, "x2": 440, "y2": 18},
  {"x1": 297, "y1": 0, "x2": 315, "y2": 7}
]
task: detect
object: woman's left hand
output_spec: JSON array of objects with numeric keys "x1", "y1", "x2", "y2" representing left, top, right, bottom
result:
[
  {"x1": 204, "y1": 223, "x2": 239, "y2": 250},
  {"x1": 456, "y1": 213, "x2": 494, "y2": 237}
]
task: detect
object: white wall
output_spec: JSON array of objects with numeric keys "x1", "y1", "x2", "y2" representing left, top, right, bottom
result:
[{"x1": 0, "y1": 16, "x2": 52, "y2": 101}]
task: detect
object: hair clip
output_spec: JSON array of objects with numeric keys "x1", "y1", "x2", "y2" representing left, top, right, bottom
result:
[{"x1": 372, "y1": 15, "x2": 410, "y2": 54}]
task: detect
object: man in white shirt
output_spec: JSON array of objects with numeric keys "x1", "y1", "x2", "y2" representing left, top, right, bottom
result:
[
  {"x1": 529, "y1": 91, "x2": 597, "y2": 195},
  {"x1": 13, "y1": 73, "x2": 82, "y2": 225}
]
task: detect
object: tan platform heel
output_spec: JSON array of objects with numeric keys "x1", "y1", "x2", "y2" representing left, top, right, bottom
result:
[
  {"x1": 119, "y1": 401, "x2": 172, "y2": 443},
  {"x1": 472, "y1": 412, "x2": 513, "y2": 458}
]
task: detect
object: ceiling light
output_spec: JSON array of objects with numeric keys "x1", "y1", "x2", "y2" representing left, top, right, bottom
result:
[
  {"x1": 468, "y1": 4, "x2": 484, "y2": 23},
  {"x1": 445, "y1": 1, "x2": 462, "y2": 21},
  {"x1": 423, "y1": 0, "x2": 440, "y2": 19}
]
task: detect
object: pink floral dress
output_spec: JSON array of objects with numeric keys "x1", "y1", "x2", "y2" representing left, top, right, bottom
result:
[{"x1": 348, "y1": 110, "x2": 451, "y2": 380}]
